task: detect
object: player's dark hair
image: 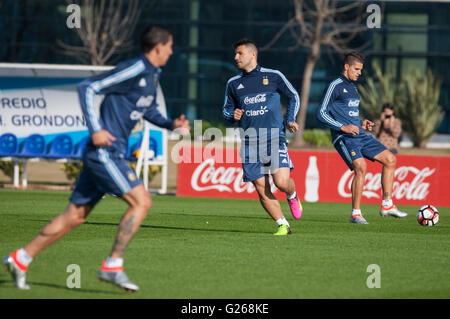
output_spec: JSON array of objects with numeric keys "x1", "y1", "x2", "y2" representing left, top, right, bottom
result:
[
  {"x1": 344, "y1": 51, "x2": 365, "y2": 66},
  {"x1": 382, "y1": 103, "x2": 395, "y2": 113},
  {"x1": 140, "y1": 25, "x2": 172, "y2": 53},
  {"x1": 233, "y1": 38, "x2": 258, "y2": 53}
]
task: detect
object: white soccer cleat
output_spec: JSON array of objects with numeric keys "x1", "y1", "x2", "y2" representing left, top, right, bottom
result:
[
  {"x1": 380, "y1": 205, "x2": 408, "y2": 218},
  {"x1": 349, "y1": 214, "x2": 369, "y2": 224},
  {"x1": 3, "y1": 252, "x2": 30, "y2": 290},
  {"x1": 98, "y1": 262, "x2": 139, "y2": 292}
]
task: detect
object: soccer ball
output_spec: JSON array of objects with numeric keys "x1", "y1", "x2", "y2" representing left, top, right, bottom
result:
[{"x1": 416, "y1": 205, "x2": 439, "y2": 226}]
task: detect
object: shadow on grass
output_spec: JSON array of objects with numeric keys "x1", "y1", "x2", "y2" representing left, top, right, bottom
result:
[
  {"x1": 0, "y1": 279, "x2": 123, "y2": 295},
  {"x1": 297, "y1": 217, "x2": 348, "y2": 224},
  {"x1": 88, "y1": 221, "x2": 268, "y2": 234},
  {"x1": 26, "y1": 219, "x2": 269, "y2": 235},
  {"x1": 156, "y1": 211, "x2": 270, "y2": 221}
]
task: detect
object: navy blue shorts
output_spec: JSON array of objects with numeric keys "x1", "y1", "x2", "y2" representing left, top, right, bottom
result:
[
  {"x1": 241, "y1": 142, "x2": 294, "y2": 182},
  {"x1": 69, "y1": 147, "x2": 141, "y2": 207},
  {"x1": 333, "y1": 134, "x2": 387, "y2": 170}
]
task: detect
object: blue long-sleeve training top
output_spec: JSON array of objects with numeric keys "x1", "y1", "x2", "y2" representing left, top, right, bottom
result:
[
  {"x1": 77, "y1": 54, "x2": 173, "y2": 155},
  {"x1": 223, "y1": 65, "x2": 300, "y2": 144},
  {"x1": 316, "y1": 74, "x2": 364, "y2": 143}
]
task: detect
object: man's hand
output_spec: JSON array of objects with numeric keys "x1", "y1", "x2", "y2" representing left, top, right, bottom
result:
[
  {"x1": 172, "y1": 114, "x2": 190, "y2": 135},
  {"x1": 341, "y1": 124, "x2": 360, "y2": 135},
  {"x1": 234, "y1": 108, "x2": 244, "y2": 121},
  {"x1": 91, "y1": 129, "x2": 116, "y2": 147},
  {"x1": 381, "y1": 113, "x2": 394, "y2": 129},
  {"x1": 361, "y1": 119, "x2": 374, "y2": 131},
  {"x1": 286, "y1": 122, "x2": 299, "y2": 133}
]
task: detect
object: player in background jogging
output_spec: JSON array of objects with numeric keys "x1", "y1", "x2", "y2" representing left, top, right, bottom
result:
[{"x1": 223, "y1": 39, "x2": 302, "y2": 236}]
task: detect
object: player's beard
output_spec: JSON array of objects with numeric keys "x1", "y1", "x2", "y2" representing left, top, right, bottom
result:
[{"x1": 237, "y1": 59, "x2": 251, "y2": 71}]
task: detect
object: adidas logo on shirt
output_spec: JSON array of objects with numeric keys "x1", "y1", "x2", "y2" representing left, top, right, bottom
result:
[
  {"x1": 343, "y1": 88, "x2": 348, "y2": 93},
  {"x1": 139, "y1": 78, "x2": 147, "y2": 87},
  {"x1": 237, "y1": 83, "x2": 244, "y2": 90}
]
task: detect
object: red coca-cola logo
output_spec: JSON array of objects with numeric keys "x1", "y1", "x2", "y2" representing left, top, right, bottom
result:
[
  {"x1": 338, "y1": 166, "x2": 436, "y2": 200},
  {"x1": 178, "y1": 146, "x2": 450, "y2": 206}
]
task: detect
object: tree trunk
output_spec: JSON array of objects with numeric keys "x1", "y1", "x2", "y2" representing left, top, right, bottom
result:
[
  {"x1": 291, "y1": 3, "x2": 323, "y2": 148},
  {"x1": 415, "y1": 136, "x2": 428, "y2": 149},
  {"x1": 291, "y1": 48, "x2": 320, "y2": 147},
  {"x1": 89, "y1": 43, "x2": 100, "y2": 66}
]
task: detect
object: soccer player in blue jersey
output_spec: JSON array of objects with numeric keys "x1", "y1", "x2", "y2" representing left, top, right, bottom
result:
[
  {"x1": 3, "y1": 25, "x2": 190, "y2": 291},
  {"x1": 316, "y1": 51, "x2": 407, "y2": 224},
  {"x1": 223, "y1": 39, "x2": 302, "y2": 236}
]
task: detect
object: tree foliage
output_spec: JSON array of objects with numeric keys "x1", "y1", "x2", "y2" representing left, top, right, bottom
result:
[
  {"x1": 358, "y1": 62, "x2": 397, "y2": 120},
  {"x1": 359, "y1": 66, "x2": 443, "y2": 148},
  {"x1": 262, "y1": 0, "x2": 369, "y2": 147},
  {"x1": 396, "y1": 69, "x2": 444, "y2": 148},
  {"x1": 57, "y1": 0, "x2": 141, "y2": 65}
]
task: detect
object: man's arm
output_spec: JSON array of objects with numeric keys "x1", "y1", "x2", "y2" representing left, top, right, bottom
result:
[
  {"x1": 142, "y1": 84, "x2": 190, "y2": 133},
  {"x1": 275, "y1": 71, "x2": 300, "y2": 128},
  {"x1": 223, "y1": 79, "x2": 238, "y2": 123},
  {"x1": 316, "y1": 80, "x2": 361, "y2": 135},
  {"x1": 143, "y1": 105, "x2": 190, "y2": 135},
  {"x1": 316, "y1": 81, "x2": 345, "y2": 132},
  {"x1": 143, "y1": 105, "x2": 174, "y2": 130},
  {"x1": 391, "y1": 118, "x2": 402, "y2": 138}
]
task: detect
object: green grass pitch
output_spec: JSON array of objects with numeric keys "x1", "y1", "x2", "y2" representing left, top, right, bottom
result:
[{"x1": 0, "y1": 189, "x2": 449, "y2": 299}]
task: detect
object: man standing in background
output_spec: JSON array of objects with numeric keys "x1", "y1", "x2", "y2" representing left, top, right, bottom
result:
[{"x1": 374, "y1": 103, "x2": 402, "y2": 154}]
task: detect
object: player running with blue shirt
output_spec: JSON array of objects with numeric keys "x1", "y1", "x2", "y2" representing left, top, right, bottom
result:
[
  {"x1": 223, "y1": 39, "x2": 302, "y2": 236},
  {"x1": 316, "y1": 51, "x2": 407, "y2": 224},
  {"x1": 3, "y1": 26, "x2": 190, "y2": 291}
]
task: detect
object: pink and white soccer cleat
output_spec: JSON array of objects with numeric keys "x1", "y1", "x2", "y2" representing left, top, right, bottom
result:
[{"x1": 287, "y1": 195, "x2": 303, "y2": 220}]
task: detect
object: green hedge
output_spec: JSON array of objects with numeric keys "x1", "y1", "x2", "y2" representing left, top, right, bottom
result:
[{"x1": 302, "y1": 129, "x2": 332, "y2": 147}]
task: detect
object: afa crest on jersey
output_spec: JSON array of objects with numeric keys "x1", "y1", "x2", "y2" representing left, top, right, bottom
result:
[
  {"x1": 127, "y1": 171, "x2": 137, "y2": 182},
  {"x1": 262, "y1": 76, "x2": 269, "y2": 85}
]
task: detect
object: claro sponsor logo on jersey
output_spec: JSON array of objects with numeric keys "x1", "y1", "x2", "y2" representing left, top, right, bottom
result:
[
  {"x1": 246, "y1": 106, "x2": 268, "y2": 117},
  {"x1": 243, "y1": 94, "x2": 267, "y2": 105}
]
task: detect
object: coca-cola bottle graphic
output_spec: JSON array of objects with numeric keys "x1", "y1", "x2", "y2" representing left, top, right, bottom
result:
[{"x1": 305, "y1": 155, "x2": 319, "y2": 202}]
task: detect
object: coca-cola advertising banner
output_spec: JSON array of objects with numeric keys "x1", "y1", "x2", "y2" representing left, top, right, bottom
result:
[{"x1": 176, "y1": 146, "x2": 450, "y2": 206}]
